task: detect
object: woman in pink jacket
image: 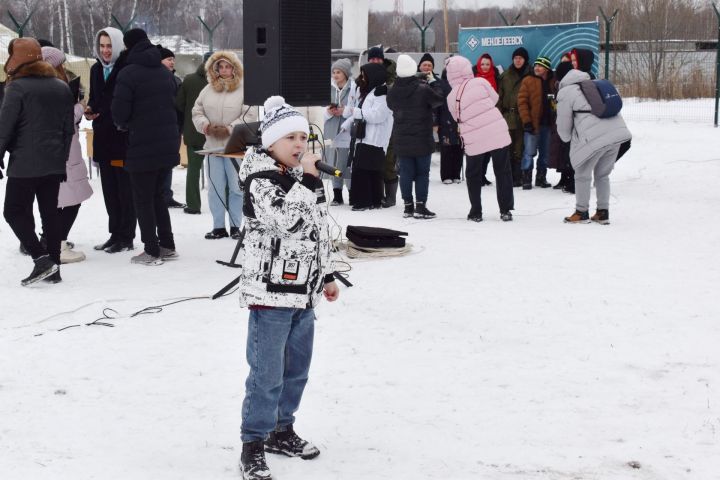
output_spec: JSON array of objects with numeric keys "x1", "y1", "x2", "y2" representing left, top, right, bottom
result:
[
  {"x1": 446, "y1": 55, "x2": 514, "y2": 222},
  {"x1": 42, "y1": 47, "x2": 94, "y2": 264}
]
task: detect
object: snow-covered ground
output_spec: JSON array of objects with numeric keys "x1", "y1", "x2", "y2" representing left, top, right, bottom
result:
[{"x1": 1, "y1": 115, "x2": 719, "y2": 480}]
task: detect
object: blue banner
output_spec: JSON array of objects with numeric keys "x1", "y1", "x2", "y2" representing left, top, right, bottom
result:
[{"x1": 458, "y1": 21, "x2": 600, "y2": 76}]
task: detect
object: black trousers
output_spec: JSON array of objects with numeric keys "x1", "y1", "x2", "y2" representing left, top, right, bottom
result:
[
  {"x1": 440, "y1": 144, "x2": 464, "y2": 181},
  {"x1": 3, "y1": 175, "x2": 63, "y2": 264},
  {"x1": 350, "y1": 168, "x2": 383, "y2": 209},
  {"x1": 99, "y1": 161, "x2": 136, "y2": 242},
  {"x1": 59, "y1": 204, "x2": 81, "y2": 241},
  {"x1": 128, "y1": 168, "x2": 175, "y2": 257},
  {"x1": 466, "y1": 148, "x2": 514, "y2": 215}
]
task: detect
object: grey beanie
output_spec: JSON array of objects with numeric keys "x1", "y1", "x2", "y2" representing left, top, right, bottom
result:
[{"x1": 331, "y1": 58, "x2": 352, "y2": 80}]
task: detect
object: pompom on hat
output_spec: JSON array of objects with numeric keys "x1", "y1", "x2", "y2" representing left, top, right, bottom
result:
[{"x1": 260, "y1": 96, "x2": 310, "y2": 149}]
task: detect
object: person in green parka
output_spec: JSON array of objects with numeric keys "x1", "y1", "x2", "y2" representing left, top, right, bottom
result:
[
  {"x1": 497, "y1": 47, "x2": 530, "y2": 187},
  {"x1": 175, "y1": 53, "x2": 209, "y2": 214}
]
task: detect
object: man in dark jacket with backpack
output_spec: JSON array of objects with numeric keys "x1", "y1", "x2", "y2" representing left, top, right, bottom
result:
[
  {"x1": 556, "y1": 52, "x2": 631, "y2": 225},
  {"x1": 387, "y1": 54, "x2": 445, "y2": 219},
  {"x1": 112, "y1": 28, "x2": 180, "y2": 265}
]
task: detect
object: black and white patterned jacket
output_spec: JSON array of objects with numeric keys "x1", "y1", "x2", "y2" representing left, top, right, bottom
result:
[{"x1": 237, "y1": 147, "x2": 335, "y2": 309}]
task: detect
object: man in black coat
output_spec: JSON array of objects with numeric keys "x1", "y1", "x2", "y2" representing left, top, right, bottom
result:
[
  {"x1": 0, "y1": 38, "x2": 74, "y2": 285},
  {"x1": 387, "y1": 54, "x2": 445, "y2": 219},
  {"x1": 112, "y1": 29, "x2": 180, "y2": 266},
  {"x1": 86, "y1": 26, "x2": 137, "y2": 253}
]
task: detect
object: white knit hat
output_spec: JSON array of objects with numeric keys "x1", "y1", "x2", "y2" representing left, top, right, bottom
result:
[
  {"x1": 396, "y1": 54, "x2": 417, "y2": 78},
  {"x1": 260, "y1": 96, "x2": 310, "y2": 149}
]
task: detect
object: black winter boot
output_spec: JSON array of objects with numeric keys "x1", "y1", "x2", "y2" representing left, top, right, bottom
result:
[
  {"x1": 330, "y1": 188, "x2": 343, "y2": 206},
  {"x1": 381, "y1": 179, "x2": 398, "y2": 208},
  {"x1": 414, "y1": 202, "x2": 436, "y2": 219},
  {"x1": 403, "y1": 201, "x2": 414, "y2": 218},
  {"x1": 522, "y1": 170, "x2": 532, "y2": 190},
  {"x1": 553, "y1": 171, "x2": 567, "y2": 189},
  {"x1": 265, "y1": 425, "x2": 320, "y2": 460},
  {"x1": 535, "y1": 168, "x2": 551, "y2": 188},
  {"x1": 21, "y1": 255, "x2": 59, "y2": 286},
  {"x1": 240, "y1": 440, "x2": 273, "y2": 480}
]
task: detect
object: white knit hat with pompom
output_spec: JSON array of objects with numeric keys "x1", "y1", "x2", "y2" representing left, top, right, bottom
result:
[{"x1": 260, "y1": 95, "x2": 310, "y2": 149}]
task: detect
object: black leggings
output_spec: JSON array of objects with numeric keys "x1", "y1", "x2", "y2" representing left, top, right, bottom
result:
[{"x1": 58, "y1": 204, "x2": 81, "y2": 241}]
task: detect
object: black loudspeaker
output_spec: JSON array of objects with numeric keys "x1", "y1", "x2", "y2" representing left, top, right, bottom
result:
[{"x1": 243, "y1": 0, "x2": 331, "y2": 106}]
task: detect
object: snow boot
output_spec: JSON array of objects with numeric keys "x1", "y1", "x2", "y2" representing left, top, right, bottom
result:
[
  {"x1": 60, "y1": 241, "x2": 86, "y2": 264},
  {"x1": 381, "y1": 178, "x2": 398, "y2": 208},
  {"x1": 403, "y1": 201, "x2": 414, "y2": 218},
  {"x1": 330, "y1": 188, "x2": 343, "y2": 206},
  {"x1": 535, "y1": 168, "x2": 551, "y2": 188},
  {"x1": 265, "y1": 425, "x2": 320, "y2": 460},
  {"x1": 522, "y1": 170, "x2": 532, "y2": 190},
  {"x1": 21, "y1": 255, "x2": 59, "y2": 286},
  {"x1": 564, "y1": 210, "x2": 590, "y2": 224},
  {"x1": 414, "y1": 202, "x2": 436, "y2": 219},
  {"x1": 591, "y1": 209, "x2": 610, "y2": 225},
  {"x1": 240, "y1": 440, "x2": 273, "y2": 480}
]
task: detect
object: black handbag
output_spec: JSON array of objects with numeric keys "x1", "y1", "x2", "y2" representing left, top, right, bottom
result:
[{"x1": 351, "y1": 118, "x2": 366, "y2": 140}]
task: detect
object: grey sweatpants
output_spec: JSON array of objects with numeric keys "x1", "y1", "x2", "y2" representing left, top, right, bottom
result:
[{"x1": 573, "y1": 144, "x2": 620, "y2": 212}]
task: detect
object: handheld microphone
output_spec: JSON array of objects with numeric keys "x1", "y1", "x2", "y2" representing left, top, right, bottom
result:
[{"x1": 315, "y1": 160, "x2": 342, "y2": 177}]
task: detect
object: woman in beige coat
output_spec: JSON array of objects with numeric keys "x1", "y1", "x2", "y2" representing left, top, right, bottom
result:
[{"x1": 192, "y1": 51, "x2": 254, "y2": 239}]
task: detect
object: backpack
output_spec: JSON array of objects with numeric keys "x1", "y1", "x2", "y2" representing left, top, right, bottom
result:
[{"x1": 576, "y1": 79, "x2": 622, "y2": 118}]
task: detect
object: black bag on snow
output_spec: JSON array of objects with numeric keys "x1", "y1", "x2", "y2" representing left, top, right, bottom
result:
[{"x1": 346, "y1": 225, "x2": 408, "y2": 248}]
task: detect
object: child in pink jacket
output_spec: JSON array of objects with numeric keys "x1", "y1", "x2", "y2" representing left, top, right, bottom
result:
[{"x1": 446, "y1": 55, "x2": 514, "y2": 222}]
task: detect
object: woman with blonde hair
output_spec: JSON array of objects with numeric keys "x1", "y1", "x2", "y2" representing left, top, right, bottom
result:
[{"x1": 192, "y1": 51, "x2": 255, "y2": 239}]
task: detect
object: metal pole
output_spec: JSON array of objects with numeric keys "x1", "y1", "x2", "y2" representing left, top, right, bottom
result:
[
  {"x1": 442, "y1": 0, "x2": 449, "y2": 53},
  {"x1": 599, "y1": 8, "x2": 619, "y2": 81},
  {"x1": 713, "y1": 3, "x2": 720, "y2": 127}
]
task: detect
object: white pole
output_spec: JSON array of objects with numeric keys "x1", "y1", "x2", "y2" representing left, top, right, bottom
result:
[{"x1": 342, "y1": 0, "x2": 369, "y2": 49}]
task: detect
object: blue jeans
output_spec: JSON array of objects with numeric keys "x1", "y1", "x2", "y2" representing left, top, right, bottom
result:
[
  {"x1": 207, "y1": 155, "x2": 242, "y2": 229},
  {"x1": 241, "y1": 307, "x2": 315, "y2": 443},
  {"x1": 521, "y1": 126, "x2": 550, "y2": 171},
  {"x1": 397, "y1": 154, "x2": 431, "y2": 203}
]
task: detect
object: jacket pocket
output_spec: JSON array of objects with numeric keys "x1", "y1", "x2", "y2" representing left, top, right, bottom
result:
[{"x1": 263, "y1": 237, "x2": 317, "y2": 294}]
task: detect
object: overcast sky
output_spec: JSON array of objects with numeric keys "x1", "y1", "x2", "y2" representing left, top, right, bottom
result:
[{"x1": 368, "y1": 0, "x2": 519, "y2": 12}]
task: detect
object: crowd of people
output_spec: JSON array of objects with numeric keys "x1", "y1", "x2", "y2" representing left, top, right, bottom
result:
[
  {"x1": 0, "y1": 31, "x2": 631, "y2": 288},
  {"x1": 324, "y1": 46, "x2": 631, "y2": 224}
]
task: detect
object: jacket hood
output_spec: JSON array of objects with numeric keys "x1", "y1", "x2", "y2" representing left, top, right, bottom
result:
[
  {"x1": 559, "y1": 68, "x2": 590, "y2": 90},
  {"x1": 446, "y1": 56, "x2": 474, "y2": 88},
  {"x1": 239, "y1": 147, "x2": 304, "y2": 183},
  {"x1": 205, "y1": 50, "x2": 243, "y2": 93},
  {"x1": 126, "y1": 39, "x2": 161, "y2": 67},
  {"x1": 95, "y1": 27, "x2": 124, "y2": 66},
  {"x1": 361, "y1": 63, "x2": 387, "y2": 92}
]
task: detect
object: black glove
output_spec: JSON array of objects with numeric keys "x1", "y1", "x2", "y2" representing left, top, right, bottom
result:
[{"x1": 523, "y1": 122, "x2": 534, "y2": 134}]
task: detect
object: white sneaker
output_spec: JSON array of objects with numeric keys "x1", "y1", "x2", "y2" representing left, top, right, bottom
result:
[
  {"x1": 453, "y1": 179, "x2": 462, "y2": 184},
  {"x1": 442, "y1": 179, "x2": 453, "y2": 185},
  {"x1": 60, "y1": 241, "x2": 86, "y2": 264}
]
